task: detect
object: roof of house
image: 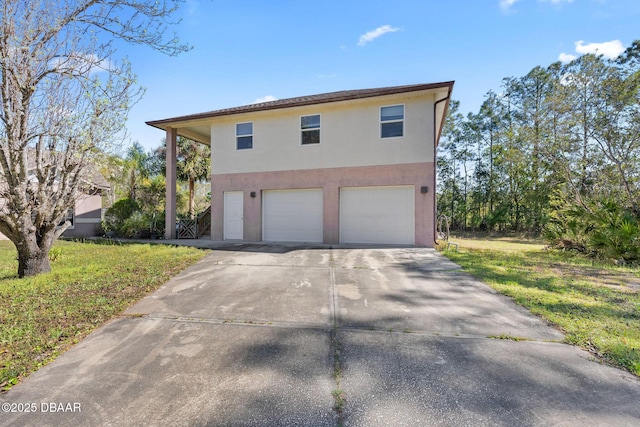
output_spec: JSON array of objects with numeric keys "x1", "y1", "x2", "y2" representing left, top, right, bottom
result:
[
  {"x1": 147, "y1": 81, "x2": 454, "y2": 129},
  {"x1": 80, "y1": 163, "x2": 110, "y2": 191},
  {"x1": 146, "y1": 81, "x2": 454, "y2": 145}
]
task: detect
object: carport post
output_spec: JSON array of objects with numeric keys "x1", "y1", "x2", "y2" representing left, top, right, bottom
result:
[{"x1": 165, "y1": 127, "x2": 177, "y2": 239}]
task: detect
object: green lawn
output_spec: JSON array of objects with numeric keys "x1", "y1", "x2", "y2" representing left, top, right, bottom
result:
[
  {"x1": 0, "y1": 239, "x2": 207, "y2": 391},
  {"x1": 440, "y1": 236, "x2": 640, "y2": 376}
]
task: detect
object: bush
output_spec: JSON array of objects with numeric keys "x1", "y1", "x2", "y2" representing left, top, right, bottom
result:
[
  {"x1": 545, "y1": 198, "x2": 640, "y2": 263},
  {"x1": 103, "y1": 198, "x2": 140, "y2": 234},
  {"x1": 120, "y1": 211, "x2": 151, "y2": 238},
  {"x1": 102, "y1": 197, "x2": 171, "y2": 239},
  {"x1": 588, "y1": 201, "x2": 640, "y2": 262}
]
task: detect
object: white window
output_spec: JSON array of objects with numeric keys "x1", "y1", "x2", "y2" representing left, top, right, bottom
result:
[
  {"x1": 380, "y1": 105, "x2": 404, "y2": 138},
  {"x1": 301, "y1": 114, "x2": 320, "y2": 145},
  {"x1": 236, "y1": 122, "x2": 253, "y2": 150}
]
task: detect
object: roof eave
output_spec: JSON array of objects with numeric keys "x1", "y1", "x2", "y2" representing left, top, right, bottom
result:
[{"x1": 146, "y1": 81, "x2": 455, "y2": 130}]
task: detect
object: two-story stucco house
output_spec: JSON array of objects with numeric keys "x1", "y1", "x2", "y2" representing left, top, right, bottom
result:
[{"x1": 147, "y1": 81, "x2": 454, "y2": 246}]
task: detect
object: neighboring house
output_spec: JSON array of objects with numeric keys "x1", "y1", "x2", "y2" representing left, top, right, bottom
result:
[
  {"x1": 60, "y1": 171, "x2": 110, "y2": 238},
  {"x1": 0, "y1": 165, "x2": 110, "y2": 240},
  {"x1": 148, "y1": 81, "x2": 454, "y2": 246}
]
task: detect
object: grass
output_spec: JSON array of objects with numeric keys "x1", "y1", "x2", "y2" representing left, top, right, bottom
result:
[
  {"x1": 440, "y1": 235, "x2": 640, "y2": 376},
  {"x1": 0, "y1": 239, "x2": 207, "y2": 391}
]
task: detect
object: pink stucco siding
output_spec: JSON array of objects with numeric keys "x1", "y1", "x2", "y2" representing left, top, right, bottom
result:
[
  {"x1": 211, "y1": 162, "x2": 436, "y2": 246},
  {"x1": 62, "y1": 193, "x2": 103, "y2": 238}
]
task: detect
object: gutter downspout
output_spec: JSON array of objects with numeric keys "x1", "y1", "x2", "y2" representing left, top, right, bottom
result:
[{"x1": 433, "y1": 87, "x2": 453, "y2": 246}]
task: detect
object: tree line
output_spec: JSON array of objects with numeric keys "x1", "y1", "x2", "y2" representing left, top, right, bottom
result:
[{"x1": 437, "y1": 41, "x2": 640, "y2": 262}]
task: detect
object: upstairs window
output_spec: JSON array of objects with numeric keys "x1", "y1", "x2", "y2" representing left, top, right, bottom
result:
[
  {"x1": 301, "y1": 114, "x2": 320, "y2": 145},
  {"x1": 380, "y1": 105, "x2": 404, "y2": 138},
  {"x1": 236, "y1": 122, "x2": 253, "y2": 150}
]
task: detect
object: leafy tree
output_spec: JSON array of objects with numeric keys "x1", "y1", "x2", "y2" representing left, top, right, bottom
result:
[
  {"x1": 590, "y1": 60, "x2": 640, "y2": 213},
  {"x1": 477, "y1": 91, "x2": 503, "y2": 221},
  {"x1": 123, "y1": 142, "x2": 152, "y2": 203},
  {"x1": 0, "y1": 0, "x2": 190, "y2": 277},
  {"x1": 511, "y1": 66, "x2": 555, "y2": 231},
  {"x1": 561, "y1": 55, "x2": 611, "y2": 201},
  {"x1": 95, "y1": 151, "x2": 124, "y2": 208},
  {"x1": 176, "y1": 138, "x2": 210, "y2": 218},
  {"x1": 437, "y1": 100, "x2": 464, "y2": 228},
  {"x1": 137, "y1": 175, "x2": 167, "y2": 236},
  {"x1": 155, "y1": 136, "x2": 211, "y2": 218}
]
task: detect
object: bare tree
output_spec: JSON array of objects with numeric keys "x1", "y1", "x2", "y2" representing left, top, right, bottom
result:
[{"x1": 0, "y1": 0, "x2": 189, "y2": 277}]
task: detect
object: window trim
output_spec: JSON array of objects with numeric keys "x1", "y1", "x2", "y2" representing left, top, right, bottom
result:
[
  {"x1": 380, "y1": 104, "x2": 405, "y2": 139},
  {"x1": 300, "y1": 113, "x2": 321, "y2": 146},
  {"x1": 236, "y1": 121, "x2": 254, "y2": 150}
]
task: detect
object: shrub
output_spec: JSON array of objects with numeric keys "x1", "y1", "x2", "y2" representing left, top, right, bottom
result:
[
  {"x1": 588, "y1": 201, "x2": 640, "y2": 261},
  {"x1": 120, "y1": 211, "x2": 151, "y2": 238},
  {"x1": 545, "y1": 198, "x2": 640, "y2": 263},
  {"x1": 103, "y1": 198, "x2": 140, "y2": 234}
]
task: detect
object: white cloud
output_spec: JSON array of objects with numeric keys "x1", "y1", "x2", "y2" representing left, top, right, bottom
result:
[
  {"x1": 317, "y1": 73, "x2": 336, "y2": 79},
  {"x1": 357, "y1": 25, "x2": 400, "y2": 47},
  {"x1": 86, "y1": 55, "x2": 113, "y2": 74},
  {"x1": 253, "y1": 95, "x2": 277, "y2": 104},
  {"x1": 557, "y1": 39, "x2": 624, "y2": 64},
  {"x1": 499, "y1": 0, "x2": 521, "y2": 10},
  {"x1": 50, "y1": 53, "x2": 112, "y2": 75},
  {"x1": 558, "y1": 52, "x2": 577, "y2": 63},
  {"x1": 187, "y1": 0, "x2": 200, "y2": 15},
  {"x1": 574, "y1": 40, "x2": 625, "y2": 59},
  {"x1": 502, "y1": 0, "x2": 573, "y2": 11}
]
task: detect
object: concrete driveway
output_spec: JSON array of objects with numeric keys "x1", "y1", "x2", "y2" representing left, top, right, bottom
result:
[{"x1": 2, "y1": 245, "x2": 639, "y2": 426}]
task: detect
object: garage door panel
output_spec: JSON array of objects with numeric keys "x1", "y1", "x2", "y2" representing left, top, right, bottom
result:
[
  {"x1": 340, "y1": 186, "x2": 414, "y2": 245},
  {"x1": 263, "y1": 189, "x2": 323, "y2": 242}
]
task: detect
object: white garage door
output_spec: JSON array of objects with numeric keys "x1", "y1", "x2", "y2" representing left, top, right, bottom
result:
[
  {"x1": 340, "y1": 186, "x2": 415, "y2": 245},
  {"x1": 263, "y1": 189, "x2": 323, "y2": 242}
]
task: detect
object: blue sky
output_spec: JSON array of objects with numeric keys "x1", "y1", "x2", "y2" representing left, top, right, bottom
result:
[{"x1": 124, "y1": 0, "x2": 640, "y2": 151}]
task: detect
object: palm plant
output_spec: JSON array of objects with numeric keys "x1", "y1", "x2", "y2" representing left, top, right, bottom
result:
[
  {"x1": 177, "y1": 138, "x2": 211, "y2": 218},
  {"x1": 155, "y1": 137, "x2": 211, "y2": 218}
]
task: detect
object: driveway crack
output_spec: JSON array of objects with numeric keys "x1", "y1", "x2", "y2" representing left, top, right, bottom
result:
[
  {"x1": 329, "y1": 250, "x2": 346, "y2": 426},
  {"x1": 123, "y1": 313, "x2": 561, "y2": 343}
]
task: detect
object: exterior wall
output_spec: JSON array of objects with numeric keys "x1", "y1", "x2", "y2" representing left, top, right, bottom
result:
[
  {"x1": 62, "y1": 193, "x2": 103, "y2": 238},
  {"x1": 208, "y1": 89, "x2": 440, "y2": 247},
  {"x1": 210, "y1": 93, "x2": 436, "y2": 175},
  {"x1": 211, "y1": 162, "x2": 436, "y2": 246},
  {"x1": 0, "y1": 193, "x2": 103, "y2": 240}
]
